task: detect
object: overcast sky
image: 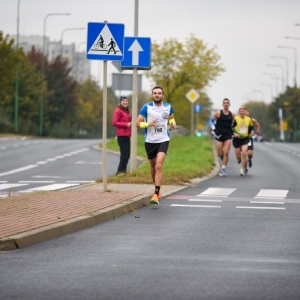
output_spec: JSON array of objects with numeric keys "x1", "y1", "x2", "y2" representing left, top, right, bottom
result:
[{"x1": 1, "y1": 0, "x2": 300, "y2": 113}]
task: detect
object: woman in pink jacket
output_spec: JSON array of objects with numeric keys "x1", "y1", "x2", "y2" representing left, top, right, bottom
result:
[{"x1": 112, "y1": 96, "x2": 132, "y2": 175}]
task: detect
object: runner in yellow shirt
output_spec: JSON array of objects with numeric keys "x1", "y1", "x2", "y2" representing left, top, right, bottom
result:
[{"x1": 232, "y1": 106, "x2": 254, "y2": 176}]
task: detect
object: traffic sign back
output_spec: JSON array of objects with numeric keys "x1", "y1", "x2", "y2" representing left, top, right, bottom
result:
[{"x1": 87, "y1": 22, "x2": 125, "y2": 61}]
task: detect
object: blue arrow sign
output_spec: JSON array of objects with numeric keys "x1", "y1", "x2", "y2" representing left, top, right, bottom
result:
[
  {"x1": 86, "y1": 22, "x2": 125, "y2": 61},
  {"x1": 121, "y1": 37, "x2": 151, "y2": 69},
  {"x1": 194, "y1": 104, "x2": 202, "y2": 113}
]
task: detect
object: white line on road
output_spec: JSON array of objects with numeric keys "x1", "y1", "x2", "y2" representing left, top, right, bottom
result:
[
  {"x1": 0, "y1": 183, "x2": 28, "y2": 190},
  {"x1": 254, "y1": 197, "x2": 285, "y2": 200},
  {"x1": 197, "y1": 195, "x2": 227, "y2": 198},
  {"x1": 250, "y1": 201, "x2": 285, "y2": 204},
  {"x1": 189, "y1": 199, "x2": 222, "y2": 202},
  {"x1": 236, "y1": 206, "x2": 286, "y2": 210},
  {"x1": 18, "y1": 181, "x2": 56, "y2": 183},
  {"x1": 21, "y1": 183, "x2": 79, "y2": 192},
  {"x1": 36, "y1": 161, "x2": 48, "y2": 164},
  {"x1": 171, "y1": 204, "x2": 221, "y2": 208},
  {"x1": 66, "y1": 181, "x2": 95, "y2": 183},
  {"x1": 0, "y1": 165, "x2": 37, "y2": 177}
]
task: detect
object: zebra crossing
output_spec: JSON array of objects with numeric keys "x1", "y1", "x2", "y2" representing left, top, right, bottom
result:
[
  {"x1": 168, "y1": 187, "x2": 296, "y2": 211},
  {"x1": 0, "y1": 181, "x2": 95, "y2": 198}
]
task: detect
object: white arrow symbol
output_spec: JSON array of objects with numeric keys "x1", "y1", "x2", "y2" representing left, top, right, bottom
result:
[{"x1": 128, "y1": 39, "x2": 143, "y2": 65}]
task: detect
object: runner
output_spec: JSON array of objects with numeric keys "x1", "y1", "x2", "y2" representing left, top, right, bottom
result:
[
  {"x1": 245, "y1": 108, "x2": 261, "y2": 173},
  {"x1": 209, "y1": 98, "x2": 235, "y2": 177},
  {"x1": 135, "y1": 86, "x2": 176, "y2": 205},
  {"x1": 232, "y1": 106, "x2": 254, "y2": 176}
]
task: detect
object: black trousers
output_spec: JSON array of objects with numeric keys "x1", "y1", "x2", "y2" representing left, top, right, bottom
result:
[{"x1": 117, "y1": 136, "x2": 130, "y2": 173}]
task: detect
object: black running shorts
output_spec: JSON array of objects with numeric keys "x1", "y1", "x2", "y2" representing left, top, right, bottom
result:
[
  {"x1": 232, "y1": 137, "x2": 249, "y2": 149},
  {"x1": 145, "y1": 141, "x2": 169, "y2": 160},
  {"x1": 215, "y1": 135, "x2": 232, "y2": 142}
]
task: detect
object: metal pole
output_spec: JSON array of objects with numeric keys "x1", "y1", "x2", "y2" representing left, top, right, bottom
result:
[
  {"x1": 130, "y1": 0, "x2": 139, "y2": 173},
  {"x1": 267, "y1": 64, "x2": 284, "y2": 91},
  {"x1": 277, "y1": 46, "x2": 297, "y2": 87},
  {"x1": 190, "y1": 104, "x2": 194, "y2": 136},
  {"x1": 39, "y1": 13, "x2": 70, "y2": 136},
  {"x1": 102, "y1": 60, "x2": 108, "y2": 191},
  {"x1": 271, "y1": 56, "x2": 289, "y2": 87},
  {"x1": 15, "y1": 0, "x2": 20, "y2": 133}
]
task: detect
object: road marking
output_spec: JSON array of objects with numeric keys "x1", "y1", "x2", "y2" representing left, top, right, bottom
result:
[
  {"x1": 236, "y1": 206, "x2": 286, "y2": 210},
  {"x1": 21, "y1": 183, "x2": 79, "y2": 192},
  {"x1": 250, "y1": 201, "x2": 285, "y2": 204},
  {"x1": 18, "y1": 181, "x2": 56, "y2": 183},
  {"x1": 0, "y1": 165, "x2": 37, "y2": 177},
  {"x1": 0, "y1": 183, "x2": 28, "y2": 190},
  {"x1": 75, "y1": 161, "x2": 102, "y2": 165},
  {"x1": 189, "y1": 199, "x2": 222, "y2": 202},
  {"x1": 256, "y1": 189, "x2": 288, "y2": 199},
  {"x1": 31, "y1": 175, "x2": 67, "y2": 178},
  {"x1": 36, "y1": 161, "x2": 48, "y2": 164},
  {"x1": 171, "y1": 204, "x2": 221, "y2": 208},
  {"x1": 198, "y1": 187, "x2": 236, "y2": 197},
  {"x1": 66, "y1": 180, "x2": 95, "y2": 183}
]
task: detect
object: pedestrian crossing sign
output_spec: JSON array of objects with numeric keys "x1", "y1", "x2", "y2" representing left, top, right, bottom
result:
[{"x1": 87, "y1": 22, "x2": 125, "y2": 61}]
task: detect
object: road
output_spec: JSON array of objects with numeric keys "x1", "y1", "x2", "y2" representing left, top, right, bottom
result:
[
  {"x1": 1, "y1": 140, "x2": 300, "y2": 300},
  {"x1": 0, "y1": 137, "x2": 119, "y2": 197}
]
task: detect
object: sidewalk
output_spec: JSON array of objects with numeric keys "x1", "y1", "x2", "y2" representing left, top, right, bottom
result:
[{"x1": 0, "y1": 182, "x2": 187, "y2": 251}]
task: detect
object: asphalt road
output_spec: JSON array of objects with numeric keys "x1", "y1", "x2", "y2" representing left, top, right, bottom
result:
[
  {"x1": 1, "y1": 140, "x2": 300, "y2": 300},
  {"x1": 0, "y1": 137, "x2": 120, "y2": 196}
]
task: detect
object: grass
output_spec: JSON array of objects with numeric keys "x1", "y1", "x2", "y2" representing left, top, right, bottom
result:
[{"x1": 98, "y1": 135, "x2": 216, "y2": 185}]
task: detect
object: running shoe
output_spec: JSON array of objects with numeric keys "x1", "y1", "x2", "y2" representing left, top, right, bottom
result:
[
  {"x1": 219, "y1": 168, "x2": 226, "y2": 177},
  {"x1": 154, "y1": 188, "x2": 161, "y2": 200},
  {"x1": 237, "y1": 158, "x2": 241, "y2": 164},
  {"x1": 240, "y1": 168, "x2": 245, "y2": 176},
  {"x1": 248, "y1": 159, "x2": 252, "y2": 168},
  {"x1": 150, "y1": 194, "x2": 159, "y2": 205},
  {"x1": 245, "y1": 168, "x2": 248, "y2": 174}
]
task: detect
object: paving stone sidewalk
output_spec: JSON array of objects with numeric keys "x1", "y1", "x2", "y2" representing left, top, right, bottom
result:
[{"x1": 0, "y1": 183, "x2": 186, "y2": 251}]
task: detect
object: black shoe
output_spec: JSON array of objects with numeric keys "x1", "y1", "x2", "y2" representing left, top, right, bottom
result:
[
  {"x1": 237, "y1": 158, "x2": 241, "y2": 164},
  {"x1": 248, "y1": 159, "x2": 252, "y2": 168}
]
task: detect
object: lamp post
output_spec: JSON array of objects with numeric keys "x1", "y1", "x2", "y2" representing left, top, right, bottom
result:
[
  {"x1": 278, "y1": 45, "x2": 297, "y2": 87},
  {"x1": 14, "y1": 0, "x2": 21, "y2": 133},
  {"x1": 252, "y1": 89, "x2": 264, "y2": 101},
  {"x1": 260, "y1": 83, "x2": 273, "y2": 102},
  {"x1": 75, "y1": 41, "x2": 86, "y2": 81},
  {"x1": 267, "y1": 64, "x2": 285, "y2": 91},
  {"x1": 263, "y1": 73, "x2": 279, "y2": 95},
  {"x1": 40, "y1": 13, "x2": 70, "y2": 136},
  {"x1": 60, "y1": 27, "x2": 85, "y2": 56},
  {"x1": 271, "y1": 56, "x2": 289, "y2": 87}
]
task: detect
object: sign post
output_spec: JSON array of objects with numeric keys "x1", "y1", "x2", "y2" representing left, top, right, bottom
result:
[
  {"x1": 186, "y1": 89, "x2": 200, "y2": 136},
  {"x1": 87, "y1": 21, "x2": 125, "y2": 191}
]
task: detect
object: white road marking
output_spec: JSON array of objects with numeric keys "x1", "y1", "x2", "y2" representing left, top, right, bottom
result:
[
  {"x1": 0, "y1": 183, "x2": 28, "y2": 190},
  {"x1": 21, "y1": 183, "x2": 79, "y2": 192},
  {"x1": 75, "y1": 161, "x2": 102, "y2": 165},
  {"x1": 256, "y1": 189, "x2": 288, "y2": 198},
  {"x1": 250, "y1": 201, "x2": 285, "y2": 204},
  {"x1": 31, "y1": 175, "x2": 67, "y2": 178},
  {"x1": 171, "y1": 204, "x2": 221, "y2": 208},
  {"x1": 198, "y1": 187, "x2": 236, "y2": 197},
  {"x1": 18, "y1": 181, "x2": 56, "y2": 183},
  {"x1": 236, "y1": 206, "x2": 286, "y2": 210},
  {"x1": 36, "y1": 161, "x2": 48, "y2": 164},
  {"x1": 189, "y1": 199, "x2": 222, "y2": 202},
  {"x1": 0, "y1": 165, "x2": 37, "y2": 177},
  {"x1": 66, "y1": 181, "x2": 95, "y2": 183}
]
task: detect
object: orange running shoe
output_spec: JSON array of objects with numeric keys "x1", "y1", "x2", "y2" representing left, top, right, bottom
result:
[{"x1": 150, "y1": 193, "x2": 159, "y2": 205}]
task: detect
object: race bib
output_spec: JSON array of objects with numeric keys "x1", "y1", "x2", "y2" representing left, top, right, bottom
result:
[{"x1": 239, "y1": 126, "x2": 247, "y2": 134}]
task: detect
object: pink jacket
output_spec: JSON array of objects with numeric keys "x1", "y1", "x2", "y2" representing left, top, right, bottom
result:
[{"x1": 112, "y1": 106, "x2": 132, "y2": 137}]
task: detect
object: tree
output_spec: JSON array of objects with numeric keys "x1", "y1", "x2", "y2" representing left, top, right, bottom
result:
[{"x1": 146, "y1": 34, "x2": 225, "y2": 131}]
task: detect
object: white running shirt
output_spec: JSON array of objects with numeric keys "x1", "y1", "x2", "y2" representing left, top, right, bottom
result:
[{"x1": 139, "y1": 101, "x2": 174, "y2": 143}]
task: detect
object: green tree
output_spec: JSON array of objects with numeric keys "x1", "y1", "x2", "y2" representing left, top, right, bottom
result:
[{"x1": 146, "y1": 34, "x2": 225, "y2": 131}]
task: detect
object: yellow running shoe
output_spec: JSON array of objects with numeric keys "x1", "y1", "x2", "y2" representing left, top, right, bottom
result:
[{"x1": 150, "y1": 193, "x2": 159, "y2": 205}]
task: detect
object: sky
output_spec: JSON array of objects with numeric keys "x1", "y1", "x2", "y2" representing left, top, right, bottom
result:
[{"x1": 1, "y1": 0, "x2": 300, "y2": 113}]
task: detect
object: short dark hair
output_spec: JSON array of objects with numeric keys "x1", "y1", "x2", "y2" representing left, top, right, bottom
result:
[
  {"x1": 152, "y1": 86, "x2": 164, "y2": 94},
  {"x1": 223, "y1": 98, "x2": 230, "y2": 102}
]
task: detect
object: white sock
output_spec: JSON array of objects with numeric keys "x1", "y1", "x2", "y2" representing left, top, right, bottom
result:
[{"x1": 222, "y1": 165, "x2": 225, "y2": 169}]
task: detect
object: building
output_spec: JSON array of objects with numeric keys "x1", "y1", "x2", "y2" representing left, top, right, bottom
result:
[{"x1": 11, "y1": 35, "x2": 90, "y2": 83}]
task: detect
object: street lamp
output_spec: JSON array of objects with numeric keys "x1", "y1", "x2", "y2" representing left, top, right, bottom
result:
[
  {"x1": 252, "y1": 89, "x2": 264, "y2": 101},
  {"x1": 278, "y1": 45, "x2": 297, "y2": 87},
  {"x1": 40, "y1": 13, "x2": 70, "y2": 136},
  {"x1": 15, "y1": 0, "x2": 21, "y2": 133},
  {"x1": 75, "y1": 41, "x2": 86, "y2": 81},
  {"x1": 271, "y1": 56, "x2": 289, "y2": 87},
  {"x1": 267, "y1": 64, "x2": 285, "y2": 91},
  {"x1": 263, "y1": 73, "x2": 279, "y2": 95},
  {"x1": 60, "y1": 27, "x2": 85, "y2": 56},
  {"x1": 260, "y1": 83, "x2": 273, "y2": 102}
]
